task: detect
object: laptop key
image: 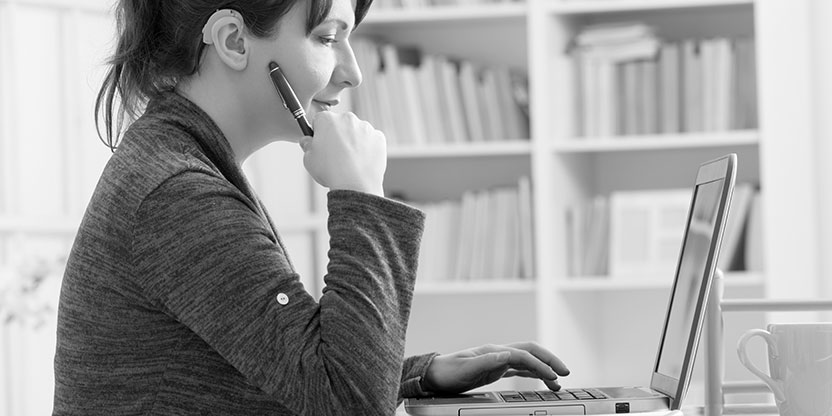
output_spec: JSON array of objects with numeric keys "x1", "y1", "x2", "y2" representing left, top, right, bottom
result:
[
  {"x1": 587, "y1": 389, "x2": 608, "y2": 399},
  {"x1": 537, "y1": 391, "x2": 560, "y2": 401},
  {"x1": 500, "y1": 392, "x2": 526, "y2": 402},
  {"x1": 556, "y1": 392, "x2": 577, "y2": 400},
  {"x1": 519, "y1": 391, "x2": 543, "y2": 401}
]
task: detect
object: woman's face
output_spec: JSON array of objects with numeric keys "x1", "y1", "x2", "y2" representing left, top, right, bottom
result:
[{"x1": 243, "y1": 0, "x2": 362, "y2": 142}]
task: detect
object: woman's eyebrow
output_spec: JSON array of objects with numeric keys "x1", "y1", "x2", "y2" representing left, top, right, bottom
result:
[{"x1": 319, "y1": 18, "x2": 350, "y2": 31}]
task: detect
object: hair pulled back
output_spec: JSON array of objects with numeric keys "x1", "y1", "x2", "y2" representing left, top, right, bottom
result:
[{"x1": 95, "y1": 0, "x2": 372, "y2": 150}]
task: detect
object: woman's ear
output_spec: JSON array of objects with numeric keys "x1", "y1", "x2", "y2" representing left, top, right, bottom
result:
[{"x1": 204, "y1": 11, "x2": 249, "y2": 71}]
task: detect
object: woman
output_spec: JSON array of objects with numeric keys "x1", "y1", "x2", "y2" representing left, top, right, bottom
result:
[{"x1": 52, "y1": 0, "x2": 569, "y2": 414}]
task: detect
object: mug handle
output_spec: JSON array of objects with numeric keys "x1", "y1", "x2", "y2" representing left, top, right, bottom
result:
[{"x1": 737, "y1": 329, "x2": 785, "y2": 403}]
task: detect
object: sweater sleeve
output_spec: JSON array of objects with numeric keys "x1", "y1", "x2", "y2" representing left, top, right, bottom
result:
[
  {"x1": 131, "y1": 172, "x2": 424, "y2": 415},
  {"x1": 399, "y1": 353, "x2": 440, "y2": 402}
]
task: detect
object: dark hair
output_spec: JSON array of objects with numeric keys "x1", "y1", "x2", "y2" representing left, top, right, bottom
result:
[{"x1": 95, "y1": 0, "x2": 372, "y2": 151}]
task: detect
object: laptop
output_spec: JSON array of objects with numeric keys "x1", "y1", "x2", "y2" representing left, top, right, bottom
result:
[{"x1": 405, "y1": 154, "x2": 737, "y2": 416}]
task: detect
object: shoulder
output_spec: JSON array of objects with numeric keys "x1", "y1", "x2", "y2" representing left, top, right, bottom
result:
[{"x1": 83, "y1": 118, "x2": 236, "y2": 237}]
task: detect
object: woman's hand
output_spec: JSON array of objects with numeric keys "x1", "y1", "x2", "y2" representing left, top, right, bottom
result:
[
  {"x1": 300, "y1": 111, "x2": 387, "y2": 197},
  {"x1": 421, "y1": 342, "x2": 570, "y2": 395}
]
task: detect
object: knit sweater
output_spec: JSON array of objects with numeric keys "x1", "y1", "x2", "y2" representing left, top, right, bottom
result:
[{"x1": 53, "y1": 91, "x2": 436, "y2": 415}]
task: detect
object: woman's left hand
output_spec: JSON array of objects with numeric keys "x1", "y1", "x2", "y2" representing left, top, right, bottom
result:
[{"x1": 420, "y1": 342, "x2": 570, "y2": 395}]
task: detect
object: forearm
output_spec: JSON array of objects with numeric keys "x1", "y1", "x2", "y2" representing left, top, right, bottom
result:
[{"x1": 313, "y1": 190, "x2": 426, "y2": 413}]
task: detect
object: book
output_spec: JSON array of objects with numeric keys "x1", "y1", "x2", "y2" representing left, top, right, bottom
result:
[
  {"x1": 495, "y1": 67, "x2": 526, "y2": 140},
  {"x1": 469, "y1": 190, "x2": 493, "y2": 279},
  {"x1": 700, "y1": 39, "x2": 715, "y2": 132},
  {"x1": 438, "y1": 57, "x2": 470, "y2": 143},
  {"x1": 582, "y1": 196, "x2": 609, "y2": 276},
  {"x1": 566, "y1": 203, "x2": 585, "y2": 276},
  {"x1": 621, "y1": 61, "x2": 638, "y2": 136},
  {"x1": 744, "y1": 192, "x2": 764, "y2": 272},
  {"x1": 517, "y1": 176, "x2": 534, "y2": 279},
  {"x1": 659, "y1": 42, "x2": 681, "y2": 134},
  {"x1": 640, "y1": 60, "x2": 658, "y2": 135},
  {"x1": 458, "y1": 61, "x2": 486, "y2": 142},
  {"x1": 417, "y1": 55, "x2": 445, "y2": 144},
  {"x1": 454, "y1": 191, "x2": 477, "y2": 280},
  {"x1": 597, "y1": 60, "x2": 617, "y2": 137},
  {"x1": 479, "y1": 68, "x2": 505, "y2": 142},
  {"x1": 714, "y1": 38, "x2": 734, "y2": 132},
  {"x1": 580, "y1": 53, "x2": 600, "y2": 137},
  {"x1": 400, "y1": 65, "x2": 428, "y2": 145},
  {"x1": 608, "y1": 189, "x2": 691, "y2": 277},
  {"x1": 579, "y1": 37, "x2": 660, "y2": 63},
  {"x1": 443, "y1": 201, "x2": 463, "y2": 279},
  {"x1": 682, "y1": 39, "x2": 703, "y2": 132},
  {"x1": 380, "y1": 43, "x2": 409, "y2": 144},
  {"x1": 733, "y1": 37, "x2": 758, "y2": 130},
  {"x1": 575, "y1": 22, "x2": 655, "y2": 48}
]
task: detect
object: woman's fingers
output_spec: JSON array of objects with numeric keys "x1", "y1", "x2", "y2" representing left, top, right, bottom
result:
[
  {"x1": 508, "y1": 342, "x2": 570, "y2": 377},
  {"x1": 502, "y1": 369, "x2": 563, "y2": 391},
  {"x1": 467, "y1": 343, "x2": 570, "y2": 390}
]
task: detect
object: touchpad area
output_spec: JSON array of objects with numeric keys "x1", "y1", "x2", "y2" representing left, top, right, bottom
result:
[
  {"x1": 408, "y1": 392, "x2": 500, "y2": 405},
  {"x1": 598, "y1": 387, "x2": 661, "y2": 399}
]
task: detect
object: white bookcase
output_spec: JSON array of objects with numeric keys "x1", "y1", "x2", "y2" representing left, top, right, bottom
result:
[
  {"x1": 0, "y1": 0, "x2": 825, "y2": 413},
  {"x1": 355, "y1": 0, "x2": 821, "y2": 401}
]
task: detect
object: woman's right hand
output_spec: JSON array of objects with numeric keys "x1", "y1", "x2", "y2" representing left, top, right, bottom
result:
[{"x1": 300, "y1": 111, "x2": 387, "y2": 197}]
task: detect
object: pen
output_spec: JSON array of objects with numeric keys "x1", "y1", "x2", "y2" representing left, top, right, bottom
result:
[{"x1": 268, "y1": 61, "x2": 314, "y2": 136}]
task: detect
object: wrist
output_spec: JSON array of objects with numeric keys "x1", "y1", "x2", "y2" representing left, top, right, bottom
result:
[{"x1": 419, "y1": 375, "x2": 435, "y2": 394}]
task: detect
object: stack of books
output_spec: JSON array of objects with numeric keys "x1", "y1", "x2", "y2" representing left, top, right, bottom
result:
[
  {"x1": 351, "y1": 37, "x2": 530, "y2": 147},
  {"x1": 566, "y1": 184, "x2": 762, "y2": 278},
  {"x1": 572, "y1": 22, "x2": 758, "y2": 138},
  {"x1": 412, "y1": 177, "x2": 534, "y2": 282},
  {"x1": 566, "y1": 195, "x2": 610, "y2": 277}
]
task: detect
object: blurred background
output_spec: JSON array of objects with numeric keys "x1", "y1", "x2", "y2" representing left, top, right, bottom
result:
[{"x1": 1, "y1": 0, "x2": 831, "y2": 414}]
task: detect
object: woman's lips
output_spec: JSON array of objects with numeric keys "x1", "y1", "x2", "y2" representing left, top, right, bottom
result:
[{"x1": 313, "y1": 99, "x2": 338, "y2": 112}]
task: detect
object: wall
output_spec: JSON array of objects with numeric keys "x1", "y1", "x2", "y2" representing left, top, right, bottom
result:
[{"x1": 813, "y1": 0, "x2": 832, "y2": 314}]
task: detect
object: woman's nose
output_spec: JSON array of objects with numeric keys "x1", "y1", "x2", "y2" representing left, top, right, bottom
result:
[{"x1": 335, "y1": 44, "x2": 363, "y2": 88}]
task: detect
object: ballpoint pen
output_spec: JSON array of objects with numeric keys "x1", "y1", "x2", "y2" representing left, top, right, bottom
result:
[{"x1": 268, "y1": 61, "x2": 314, "y2": 136}]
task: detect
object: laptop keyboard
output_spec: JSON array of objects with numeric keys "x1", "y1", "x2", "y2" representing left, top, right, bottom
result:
[{"x1": 499, "y1": 389, "x2": 608, "y2": 402}]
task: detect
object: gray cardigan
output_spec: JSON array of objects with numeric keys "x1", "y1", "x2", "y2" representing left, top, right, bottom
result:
[{"x1": 53, "y1": 91, "x2": 436, "y2": 415}]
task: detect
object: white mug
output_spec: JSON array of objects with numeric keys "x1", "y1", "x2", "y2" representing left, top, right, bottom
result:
[{"x1": 737, "y1": 323, "x2": 832, "y2": 416}]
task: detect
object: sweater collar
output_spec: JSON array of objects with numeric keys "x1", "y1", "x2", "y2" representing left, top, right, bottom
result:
[{"x1": 145, "y1": 91, "x2": 259, "y2": 204}]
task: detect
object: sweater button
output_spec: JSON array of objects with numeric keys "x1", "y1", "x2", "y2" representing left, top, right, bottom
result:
[{"x1": 276, "y1": 293, "x2": 289, "y2": 305}]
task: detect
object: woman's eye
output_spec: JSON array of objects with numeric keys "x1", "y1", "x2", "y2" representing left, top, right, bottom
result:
[{"x1": 319, "y1": 36, "x2": 338, "y2": 46}]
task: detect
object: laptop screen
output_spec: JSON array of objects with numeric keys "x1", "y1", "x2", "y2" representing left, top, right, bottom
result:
[{"x1": 655, "y1": 178, "x2": 724, "y2": 378}]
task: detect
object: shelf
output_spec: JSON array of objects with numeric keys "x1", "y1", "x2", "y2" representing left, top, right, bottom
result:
[
  {"x1": 387, "y1": 140, "x2": 532, "y2": 159},
  {"x1": 546, "y1": 0, "x2": 753, "y2": 14},
  {"x1": 550, "y1": 130, "x2": 759, "y2": 153},
  {"x1": 414, "y1": 279, "x2": 536, "y2": 295},
  {"x1": 553, "y1": 271, "x2": 764, "y2": 291},
  {"x1": 362, "y1": 3, "x2": 527, "y2": 25}
]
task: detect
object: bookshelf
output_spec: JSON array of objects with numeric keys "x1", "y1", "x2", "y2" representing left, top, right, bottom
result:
[
  {"x1": 387, "y1": 140, "x2": 532, "y2": 159},
  {"x1": 0, "y1": 0, "x2": 823, "y2": 414},
  {"x1": 356, "y1": 0, "x2": 820, "y2": 399}
]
